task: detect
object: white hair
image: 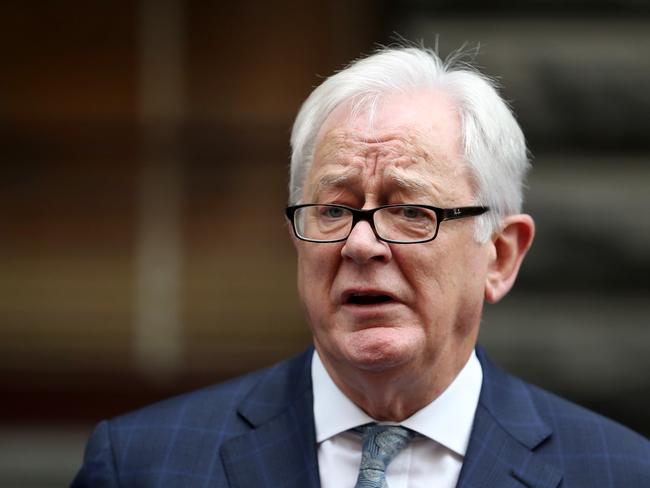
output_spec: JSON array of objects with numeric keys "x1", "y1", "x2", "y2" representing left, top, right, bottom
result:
[{"x1": 289, "y1": 46, "x2": 530, "y2": 242}]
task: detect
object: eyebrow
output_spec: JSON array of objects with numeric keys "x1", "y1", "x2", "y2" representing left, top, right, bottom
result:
[
  {"x1": 382, "y1": 166, "x2": 433, "y2": 196},
  {"x1": 310, "y1": 165, "x2": 434, "y2": 201},
  {"x1": 312, "y1": 167, "x2": 362, "y2": 197}
]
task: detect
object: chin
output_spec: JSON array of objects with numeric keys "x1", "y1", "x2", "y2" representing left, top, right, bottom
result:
[{"x1": 342, "y1": 327, "x2": 418, "y2": 372}]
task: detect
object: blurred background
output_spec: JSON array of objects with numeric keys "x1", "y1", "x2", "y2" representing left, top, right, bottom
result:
[{"x1": 1, "y1": 0, "x2": 649, "y2": 485}]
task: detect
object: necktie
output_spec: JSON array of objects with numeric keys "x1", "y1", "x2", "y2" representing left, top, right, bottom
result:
[{"x1": 354, "y1": 424, "x2": 415, "y2": 488}]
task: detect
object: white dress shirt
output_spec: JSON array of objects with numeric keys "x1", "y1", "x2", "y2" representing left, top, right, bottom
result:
[{"x1": 312, "y1": 350, "x2": 483, "y2": 488}]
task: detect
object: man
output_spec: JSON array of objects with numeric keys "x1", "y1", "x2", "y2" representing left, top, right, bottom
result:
[{"x1": 72, "y1": 46, "x2": 649, "y2": 487}]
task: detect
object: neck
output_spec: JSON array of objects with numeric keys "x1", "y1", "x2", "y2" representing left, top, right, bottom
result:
[{"x1": 318, "y1": 345, "x2": 474, "y2": 421}]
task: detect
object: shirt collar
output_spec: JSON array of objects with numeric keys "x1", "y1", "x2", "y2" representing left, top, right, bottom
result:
[{"x1": 312, "y1": 349, "x2": 483, "y2": 457}]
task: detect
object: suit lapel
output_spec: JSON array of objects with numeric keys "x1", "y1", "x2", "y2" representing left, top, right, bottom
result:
[
  {"x1": 457, "y1": 404, "x2": 562, "y2": 488},
  {"x1": 457, "y1": 348, "x2": 562, "y2": 488},
  {"x1": 220, "y1": 348, "x2": 320, "y2": 488}
]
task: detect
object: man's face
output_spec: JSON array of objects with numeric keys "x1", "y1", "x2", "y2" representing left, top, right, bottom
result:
[{"x1": 294, "y1": 90, "x2": 492, "y2": 382}]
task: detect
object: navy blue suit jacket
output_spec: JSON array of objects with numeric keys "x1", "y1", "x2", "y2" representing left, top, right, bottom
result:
[{"x1": 72, "y1": 347, "x2": 649, "y2": 487}]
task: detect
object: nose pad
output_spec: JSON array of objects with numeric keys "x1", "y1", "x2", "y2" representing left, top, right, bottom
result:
[{"x1": 341, "y1": 220, "x2": 391, "y2": 263}]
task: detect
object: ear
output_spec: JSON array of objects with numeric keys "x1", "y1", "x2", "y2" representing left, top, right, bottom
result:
[{"x1": 484, "y1": 214, "x2": 535, "y2": 304}]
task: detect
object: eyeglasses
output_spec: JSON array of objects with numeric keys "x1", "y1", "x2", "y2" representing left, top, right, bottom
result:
[{"x1": 285, "y1": 204, "x2": 489, "y2": 244}]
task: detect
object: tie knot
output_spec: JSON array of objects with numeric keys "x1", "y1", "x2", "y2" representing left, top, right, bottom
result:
[{"x1": 354, "y1": 424, "x2": 415, "y2": 487}]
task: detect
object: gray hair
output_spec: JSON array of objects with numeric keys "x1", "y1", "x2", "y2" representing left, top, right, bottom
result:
[{"x1": 289, "y1": 46, "x2": 530, "y2": 242}]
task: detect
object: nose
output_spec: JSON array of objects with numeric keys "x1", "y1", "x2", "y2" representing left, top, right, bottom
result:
[{"x1": 341, "y1": 220, "x2": 392, "y2": 264}]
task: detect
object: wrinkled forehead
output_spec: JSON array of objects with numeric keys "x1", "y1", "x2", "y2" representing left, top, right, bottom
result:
[
  {"x1": 316, "y1": 129, "x2": 433, "y2": 162},
  {"x1": 304, "y1": 91, "x2": 471, "y2": 201},
  {"x1": 313, "y1": 90, "x2": 464, "y2": 168},
  {"x1": 310, "y1": 130, "x2": 444, "y2": 184}
]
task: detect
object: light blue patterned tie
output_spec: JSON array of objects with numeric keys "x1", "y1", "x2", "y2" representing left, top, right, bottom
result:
[{"x1": 354, "y1": 423, "x2": 415, "y2": 488}]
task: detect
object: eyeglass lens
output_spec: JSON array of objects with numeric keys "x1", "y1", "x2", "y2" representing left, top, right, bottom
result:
[{"x1": 294, "y1": 205, "x2": 438, "y2": 242}]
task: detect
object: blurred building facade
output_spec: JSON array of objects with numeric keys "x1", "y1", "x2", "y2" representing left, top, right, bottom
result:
[{"x1": 1, "y1": 1, "x2": 648, "y2": 486}]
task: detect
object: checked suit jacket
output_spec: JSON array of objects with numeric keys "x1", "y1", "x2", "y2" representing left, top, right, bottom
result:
[{"x1": 72, "y1": 346, "x2": 650, "y2": 487}]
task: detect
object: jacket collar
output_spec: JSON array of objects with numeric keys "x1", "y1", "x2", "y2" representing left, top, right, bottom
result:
[
  {"x1": 457, "y1": 346, "x2": 563, "y2": 488},
  {"x1": 220, "y1": 348, "x2": 320, "y2": 488}
]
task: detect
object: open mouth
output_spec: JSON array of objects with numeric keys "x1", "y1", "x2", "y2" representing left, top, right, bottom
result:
[{"x1": 346, "y1": 294, "x2": 395, "y2": 305}]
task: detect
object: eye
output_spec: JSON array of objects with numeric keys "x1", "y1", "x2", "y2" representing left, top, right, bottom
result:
[
  {"x1": 401, "y1": 206, "x2": 424, "y2": 219},
  {"x1": 321, "y1": 206, "x2": 345, "y2": 219}
]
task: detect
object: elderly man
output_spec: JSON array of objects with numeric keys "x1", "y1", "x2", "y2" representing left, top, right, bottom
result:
[{"x1": 73, "y1": 46, "x2": 649, "y2": 487}]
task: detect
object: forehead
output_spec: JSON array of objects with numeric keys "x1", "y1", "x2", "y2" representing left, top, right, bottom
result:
[{"x1": 305, "y1": 90, "x2": 470, "y2": 201}]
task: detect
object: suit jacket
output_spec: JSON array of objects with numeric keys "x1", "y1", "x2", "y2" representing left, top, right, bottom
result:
[{"x1": 72, "y1": 346, "x2": 650, "y2": 487}]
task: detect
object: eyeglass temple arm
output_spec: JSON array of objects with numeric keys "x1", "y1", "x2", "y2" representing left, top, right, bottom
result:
[{"x1": 440, "y1": 206, "x2": 489, "y2": 221}]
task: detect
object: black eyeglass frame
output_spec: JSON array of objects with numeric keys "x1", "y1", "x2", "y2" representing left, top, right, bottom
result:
[{"x1": 285, "y1": 203, "x2": 489, "y2": 244}]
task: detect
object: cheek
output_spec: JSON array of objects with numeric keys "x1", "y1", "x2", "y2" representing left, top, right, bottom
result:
[
  {"x1": 393, "y1": 247, "x2": 445, "y2": 300},
  {"x1": 394, "y1": 238, "x2": 486, "y2": 316},
  {"x1": 296, "y1": 245, "x2": 340, "y2": 305},
  {"x1": 438, "y1": 241, "x2": 491, "y2": 325}
]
